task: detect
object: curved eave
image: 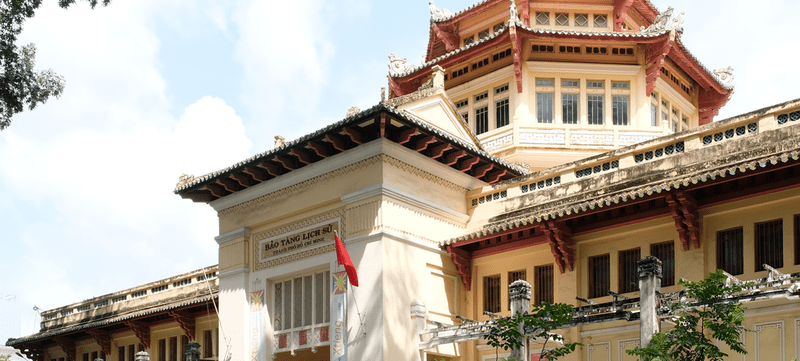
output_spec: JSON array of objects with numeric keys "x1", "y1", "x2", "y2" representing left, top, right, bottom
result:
[{"x1": 175, "y1": 104, "x2": 524, "y2": 203}]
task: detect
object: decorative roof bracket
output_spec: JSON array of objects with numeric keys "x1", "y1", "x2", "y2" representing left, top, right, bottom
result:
[{"x1": 446, "y1": 245, "x2": 472, "y2": 291}]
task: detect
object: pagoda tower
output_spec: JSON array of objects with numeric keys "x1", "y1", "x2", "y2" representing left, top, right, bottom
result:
[{"x1": 386, "y1": 0, "x2": 733, "y2": 172}]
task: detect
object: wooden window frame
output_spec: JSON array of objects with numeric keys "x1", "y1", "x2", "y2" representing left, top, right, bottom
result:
[
  {"x1": 755, "y1": 219, "x2": 783, "y2": 271},
  {"x1": 588, "y1": 254, "x2": 610, "y2": 299},
  {"x1": 717, "y1": 227, "x2": 744, "y2": 275},
  {"x1": 483, "y1": 274, "x2": 501, "y2": 313}
]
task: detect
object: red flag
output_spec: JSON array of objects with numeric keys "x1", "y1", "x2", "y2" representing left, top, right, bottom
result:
[{"x1": 334, "y1": 231, "x2": 359, "y2": 287}]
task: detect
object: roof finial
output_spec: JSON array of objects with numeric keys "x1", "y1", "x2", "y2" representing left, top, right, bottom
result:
[
  {"x1": 638, "y1": 6, "x2": 684, "y2": 35},
  {"x1": 388, "y1": 53, "x2": 414, "y2": 76},
  {"x1": 346, "y1": 106, "x2": 361, "y2": 118},
  {"x1": 509, "y1": 0, "x2": 518, "y2": 25},
  {"x1": 429, "y1": 0, "x2": 453, "y2": 22},
  {"x1": 713, "y1": 66, "x2": 734, "y2": 88},
  {"x1": 274, "y1": 135, "x2": 285, "y2": 148}
]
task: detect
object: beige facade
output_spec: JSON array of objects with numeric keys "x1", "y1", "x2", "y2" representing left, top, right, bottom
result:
[{"x1": 7, "y1": 267, "x2": 220, "y2": 361}]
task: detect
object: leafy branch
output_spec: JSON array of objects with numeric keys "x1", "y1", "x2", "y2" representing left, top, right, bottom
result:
[{"x1": 485, "y1": 302, "x2": 581, "y2": 361}]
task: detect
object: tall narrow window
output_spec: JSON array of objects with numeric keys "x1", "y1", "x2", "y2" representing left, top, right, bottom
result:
[
  {"x1": 562, "y1": 94, "x2": 578, "y2": 124},
  {"x1": 795, "y1": 215, "x2": 800, "y2": 265},
  {"x1": 496, "y1": 98, "x2": 509, "y2": 128},
  {"x1": 118, "y1": 347, "x2": 125, "y2": 361},
  {"x1": 588, "y1": 254, "x2": 610, "y2": 298},
  {"x1": 483, "y1": 275, "x2": 501, "y2": 313},
  {"x1": 755, "y1": 219, "x2": 783, "y2": 271},
  {"x1": 537, "y1": 93, "x2": 554, "y2": 123},
  {"x1": 181, "y1": 336, "x2": 188, "y2": 361},
  {"x1": 128, "y1": 345, "x2": 135, "y2": 361},
  {"x1": 475, "y1": 106, "x2": 489, "y2": 134},
  {"x1": 508, "y1": 270, "x2": 527, "y2": 309},
  {"x1": 717, "y1": 227, "x2": 743, "y2": 275},
  {"x1": 587, "y1": 95, "x2": 603, "y2": 125},
  {"x1": 612, "y1": 96, "x2": 629, "y2": 125},
  {"x1": 618, "y1": 248, "x2": 640, "y2": 293},
  {"x1": 169, "y1": 337, "x2": 177, "y2": 361},
  {"x1": 651, "y1": 104, "x2": 658, "y2": 126},
  {"x1": 535, "y1": 265, "x2": 554, "y2": 304},
  {"x1": 651, "y1": 241, "x2": 675, "y2": 287},
  {"x1": 203, "y1": 330, "x2": 213, "y2": 359},
  {"x1": 158, "y1": 339, "x2": 166, "y2": 361},
  {"x1": 83, "y1": 353, "x2": 89, "y2": 361}
]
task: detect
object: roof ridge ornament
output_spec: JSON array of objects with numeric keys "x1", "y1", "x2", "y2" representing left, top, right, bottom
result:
[
  {"x1": 429, "y1": 0, "x2": 453, "y2": 22},
  {"x1": 712, "y1": 66, "x2": 734, "y2": 88},
  {"x1": 388, "y1": 53, "x2": 414, "y2": 76},
  {"x1": 508, "y1": 0, "x2": 518, "y2": 26},
  {"x1": 176, "y1": 174, "x2": 196, "y2": 190},
  {"x1": 638, "y1": 6, "x2": 684, "y2": 35}
]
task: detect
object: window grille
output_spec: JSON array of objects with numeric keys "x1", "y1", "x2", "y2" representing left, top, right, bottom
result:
[
  {"x1": 535, "y1": 265, "x2": 554, "y2": 304},
  {"x1": 588, "y1": 254, "x2": 610, "y2": 298},
  {"x1": 618, "y1": 248, "x2": 640, "y2": 293},
  {"x1": 537, "y1": 93, "x2": 554, "y2": 123},
  {"x1": 495, "y1": 84, "x2": 509, "y2": 94},
  {"x1": 478, "y1": 29, "x2": 490, "y2": 40},
  {"x1": 536, "y1": 79, "x2": 554, "y2": 86},
  {"x1": 273, "y1": 270, "x2": 330, "y2": 332},
  {"x1": 455, "y1": 99, "x2": 468, "y2": 108},
  {"x1": 484, "y1": 275, "x2": 501, "y2": 313},
  {"x1": 475, "y1": 106, "x2": 489, "y2": 134},
  {"x1": 463, "y1": 36, "x2": 474, "y2": 46},
  {"x1": 555, "y1": 13, "x2": 569, "y2": 26},
  {"x1": 562, "y1": 94, "x2": 578, "y2": 124},
  {"x1": 562, "y1": 80, "x2": 578, "y2": 87},
  {"x1": 536, "y1": 12, "x2": 550, "y2": 25},
  {"x1": 575, "y1": 14, "x2": 588, "y2": 27},
  {"x1": 475, "y1": 92, "x2": 488, "y2": 102},
  {"x1": 181, "y1": 336, "x2": 188, "y2": 361},
  {"x1": 169, "y1": 337, "x2": 177, "y2": 361},
  {"x1": 717, "y1": 227, "x2": 743, "y2": 275},
  {"x1": 755, "y1": 219, "x2": 783, "y2": 271},
  {"x1": 158, "y1": 339, "x2": 166, "y2": 361},
  {"x1": 653, "y1": 241, "x2": 681, "y2": 285},
  {"x1": 496, "y1": 99, "x2": 509, "y2": 128},
  {"x1": 203, "y1": 330, "x2": 213, "y2": 358},
  {"x1": 532, "y1": 44, "x2": 554, "y2": 52},
  {"x1": 587, "y1": 95, "x2": 603, "y2": 125},
  {"x1": 128, "y1": 345, "x2": 135, "y2": 361},
  {"x1": 594, "y1": 14, "x2": 608, "y2": 27},
  {"x1": 612, "y1": 96, "x2": 629, "y2": 125},
  {"x1": 587, "y1": 80, "x2": 603, "y2": 88}
]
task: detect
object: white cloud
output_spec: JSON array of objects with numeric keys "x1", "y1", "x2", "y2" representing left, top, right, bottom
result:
[{"x1": 232, "y1": 0, "x2": 335, "y2": 141}]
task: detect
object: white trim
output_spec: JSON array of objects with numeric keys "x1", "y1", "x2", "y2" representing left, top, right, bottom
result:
[
  {"x1": 446, "y1": 67, "x2": 515, "y2": 99},
  {"x1": 404, "y1": 97, "x2": 475, "y2": 144},
  {"x1": 219, "y1": 267, "x2": 250, "y2": 278},
  {"x1": 795, "y1": 318, "x2": 800, "y2": 361},
  {"x1": 617, "y1": 338, "x2": 640, "y2": 361},
  {"x1": 526, "y1": 61, "x2": 640, "y2": 76},
  {"x1": 210, "y1": 138, "x2": 484, "y2": 212},
  {"x1": 587, "y1": 341, "x2": 611, "y2": 361},
  {"x1": 655, "y1": 78, "x2": 696, "y2": 114},
  {"x1": 215, "y1": 227, "x2": 251, "y2": 245},
  {"x1": 754, "y1": 320, "x2": 784, "y2": 361},
  {"x1": 341, "y1": 183, "x2": 469, "y2": 224}
]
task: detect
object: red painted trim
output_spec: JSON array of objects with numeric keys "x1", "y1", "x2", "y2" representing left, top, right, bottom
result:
[{"x1": 471, "y1": 235, "x2": 548, "y2": 258}]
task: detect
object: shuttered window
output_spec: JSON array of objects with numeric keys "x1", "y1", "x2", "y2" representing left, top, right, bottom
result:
[
  {"x1": 273, "y1": 270, "x2": 331, "y2": 331},
  {"x1": 535, "y1": 265, "x2": 554, "y2": 305},
  {"x1": 588, "y1": 254, "x2": 610, "y2": 298},
  {"x1": 755, "y1": 219, "x2": 783, "y2": 271},
  {"x1": 651, "y1": 241, "x2": 675, "y2": 287},
  {"x1": 618, "y1": 248, "x2": 641, "y2": 293},
  {"x1": 484, "y1": 275, "x2": 501, "y2": 313},
  {"x1": 717, "y1": 227, "x2": 743, "y2": 275}
]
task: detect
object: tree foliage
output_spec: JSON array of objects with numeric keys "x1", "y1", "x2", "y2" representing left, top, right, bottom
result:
[
  {"x1": 0, "y1": 0, "x2": 110, "y2": 130},
  {"x1": 627, "y1": 269, "x2": 750, "y2": 361},
  {"x1": 485, "y1": 302, "x2": 582, "y2": 361}
]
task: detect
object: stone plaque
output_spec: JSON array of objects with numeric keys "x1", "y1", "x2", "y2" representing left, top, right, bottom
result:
[{"x1": 259, "y1": 222, "x2": 339, "y2": 261}]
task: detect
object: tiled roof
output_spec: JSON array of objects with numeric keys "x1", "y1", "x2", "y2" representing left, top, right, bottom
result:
[
  {"x1": 6, "y1": 295, "x2": 218, "y2": 345},
  {"x1": 174, "y1": 103, "x2": 525, "y2": 194}
]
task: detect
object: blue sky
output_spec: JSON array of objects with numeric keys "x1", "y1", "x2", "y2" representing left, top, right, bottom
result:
[{"x1": 1, "y1": 0, "x2": 799, "y2": 337}]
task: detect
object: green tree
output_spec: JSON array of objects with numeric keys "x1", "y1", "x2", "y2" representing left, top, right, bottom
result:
[
  {"x1": 485, "y1": 302, "x2": 582, "y2": 361},
  {"x1": 0, "y1": 0, "x2": 110, "y2": 130},
  {"x1": 627, "y1": 269, "x2": 749, "y2": 361}
]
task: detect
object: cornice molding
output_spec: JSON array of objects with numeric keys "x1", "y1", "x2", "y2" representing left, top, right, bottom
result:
[
  {"x1": 342, "y1": 183, "x2": 469, "y2": 225},
  {"x1": 215, "y1": 227, "x2": 251, "y2": 245}
]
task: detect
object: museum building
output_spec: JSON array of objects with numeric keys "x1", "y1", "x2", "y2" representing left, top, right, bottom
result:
[{"x1": 8, "y1": 0, "x2": 800, "y2": 360}]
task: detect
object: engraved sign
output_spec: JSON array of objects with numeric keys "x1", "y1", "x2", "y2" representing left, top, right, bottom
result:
[{"x1": 259, "y1": 222, "x2": 339, "y2": 261}]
